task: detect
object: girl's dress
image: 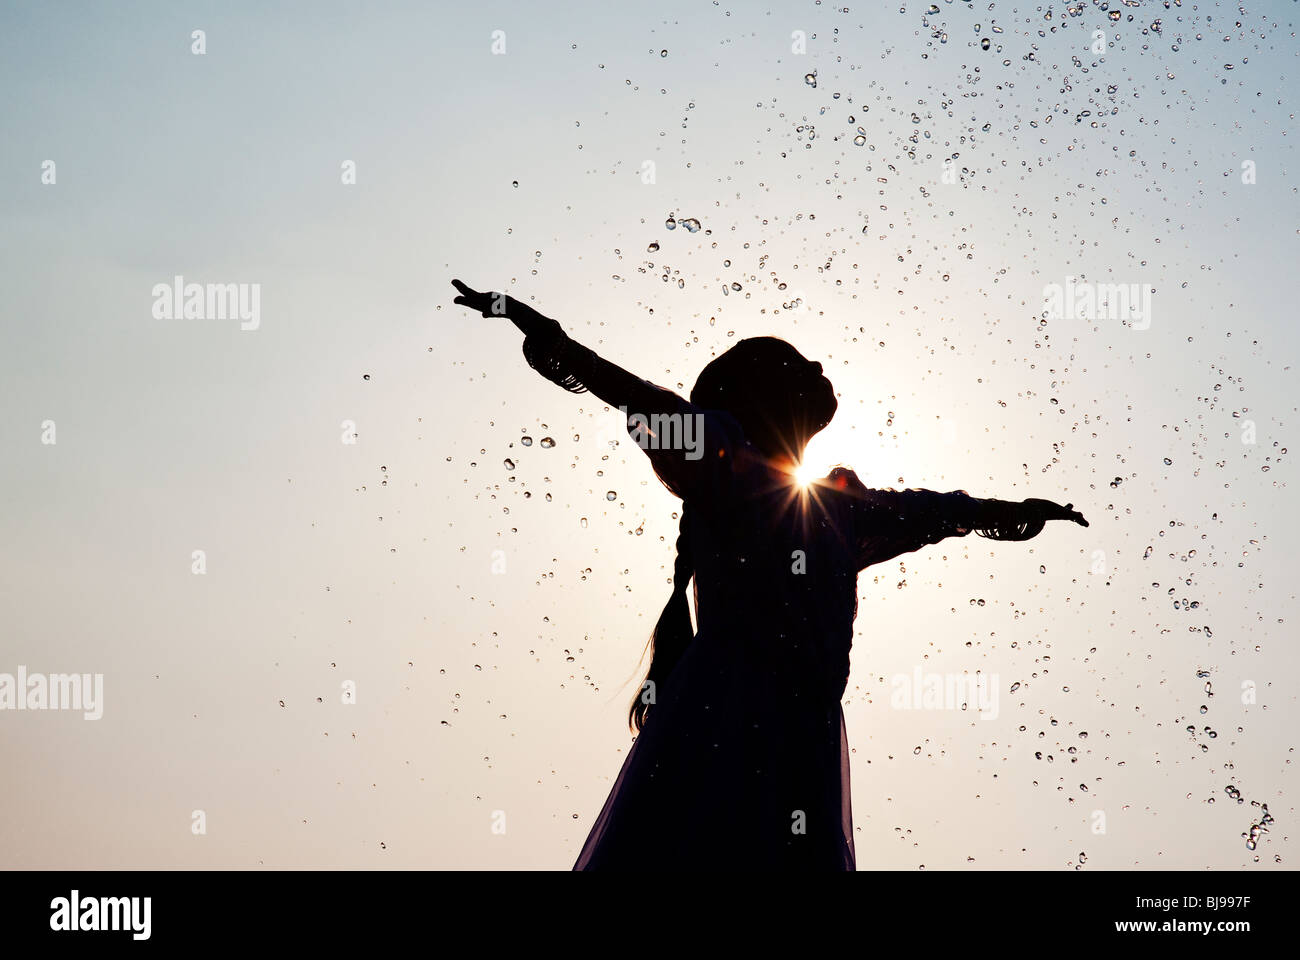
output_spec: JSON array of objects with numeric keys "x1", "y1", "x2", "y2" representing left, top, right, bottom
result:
[{"x1": 574, "y1": 393, "x2": 976, "y2": 870}]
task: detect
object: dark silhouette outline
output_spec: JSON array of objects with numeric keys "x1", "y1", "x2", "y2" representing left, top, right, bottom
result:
[{"x1": 453, "y1": 279, "x2": 1088, "y2": 870}]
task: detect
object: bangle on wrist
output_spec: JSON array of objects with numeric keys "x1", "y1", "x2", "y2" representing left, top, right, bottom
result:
[{"x1": 522, "y1": 334, "x2": 595, "y2": 394}]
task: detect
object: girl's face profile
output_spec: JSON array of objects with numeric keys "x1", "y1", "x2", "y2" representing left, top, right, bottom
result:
[
  {"x1": 758, "y1": 339, "x2": 838, "y2": 439},
  {"x1": 786, "y1": 348, "x2": 837, "y2": 436}
]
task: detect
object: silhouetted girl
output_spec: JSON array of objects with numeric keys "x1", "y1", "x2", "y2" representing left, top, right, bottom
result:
[{"x1": 453, "y1": 279, "x2": 1087, "y2": 870}]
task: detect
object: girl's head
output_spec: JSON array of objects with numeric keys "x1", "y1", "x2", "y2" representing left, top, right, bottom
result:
[
  {"x1": 689, "y1": 337, "x2": 837, "y2": 465},
  {"x1": 628, "y1": 338, "x2": 835, "y2": 731}
]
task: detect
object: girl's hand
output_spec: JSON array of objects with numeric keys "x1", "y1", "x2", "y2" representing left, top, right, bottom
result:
[
  {"x1": 451, "y1": 279, "x2": 563, "y2": 342},
  {"x1": 450, "y1": 278, "x2": 502, "y2": 317},
  {"x1": 1023, "y1": 498, "x2": 1089, "y2": 528}
]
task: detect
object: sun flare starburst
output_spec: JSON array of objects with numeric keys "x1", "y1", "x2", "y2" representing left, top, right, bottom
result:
[{"x1": 793, "y1": 462, "x2": 819, "y2": 488}]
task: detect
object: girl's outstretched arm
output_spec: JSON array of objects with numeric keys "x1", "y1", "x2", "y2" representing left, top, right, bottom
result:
[
  {"x1": 824, "y1": 468, "x2": 1088, "y2": 570},
  {"x1": 453, "y1": 279, "x2": 735, "y2": 501},
  {"x1": 451, "y1": 279, "x2": 678, "y2": 418},
  {"x1": 923, "y1": 490, "x2": 1088, "y2": 540}
]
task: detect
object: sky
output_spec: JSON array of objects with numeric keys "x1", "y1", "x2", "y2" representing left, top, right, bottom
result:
[{"x1": 0, "y1": 0, "x2": 1296, "y2": 869}]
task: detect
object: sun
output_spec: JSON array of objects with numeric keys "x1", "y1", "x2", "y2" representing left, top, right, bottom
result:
[{"x1": 792, "y1": 461, "x2": 820, "y2": 488}]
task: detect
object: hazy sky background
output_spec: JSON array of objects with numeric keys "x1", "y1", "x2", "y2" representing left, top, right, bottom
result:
[{"x1": 1, "y1": 0, "x2": 1296, "y2": 869}]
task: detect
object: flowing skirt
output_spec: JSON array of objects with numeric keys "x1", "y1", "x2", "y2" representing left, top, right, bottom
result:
[{"x1": 574, "y1": 630, "x2": 855, "y2": 871}]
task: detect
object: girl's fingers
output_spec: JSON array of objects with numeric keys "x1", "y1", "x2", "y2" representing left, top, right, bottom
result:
[
  {"x1": 452, "y1": 279, "x2": 491, "y2": 307},
  {"x1": 1030, "y1": 499, "x2": 1088, "y2": 527},
  {"x1": 452, "y1": 280, "x2": 499, "y2": 316}
]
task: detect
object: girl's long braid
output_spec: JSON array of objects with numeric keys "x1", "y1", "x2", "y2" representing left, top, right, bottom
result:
[{"x1": 629, "y1": 506, "x2": 694, "y2": 732}]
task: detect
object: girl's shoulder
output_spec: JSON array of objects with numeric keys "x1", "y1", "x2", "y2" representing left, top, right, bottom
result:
[
  {"x1": 631, "y1": 402, "x2": 757, "y2": 502},
  {"x1": 814, "y1": 467, "x2": 913, "y2": 514},
  {"x1": 819, "y1": 465, "x2": 869, "y2": 496}
]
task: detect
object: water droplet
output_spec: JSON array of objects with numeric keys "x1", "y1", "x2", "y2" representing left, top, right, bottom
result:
[
  {"x1": 606, "y1": 491, "x2": 617, "y2": 501},
  {"x1": 540, "y1": 437, "x2": 556, "y2": 449}
]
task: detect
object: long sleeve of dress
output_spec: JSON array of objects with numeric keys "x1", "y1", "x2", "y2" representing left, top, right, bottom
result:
[
  {"x1": 521, "y1": 332, "x2": 747, "y2": 504},
  {"x1": 826, "y1": 467, "x2": 1037, "y2": 570}
]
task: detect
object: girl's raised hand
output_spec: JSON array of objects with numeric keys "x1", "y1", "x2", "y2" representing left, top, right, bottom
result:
[
  {"x1": 451, "y1": 279, "x2": 563, "y2": 342},
  {"x1": 451, "y1": 278, "x2": 500, "y2": 317},
  {"x1": 1023, "y1": 498, "x2": 1089, "y2": 528}
]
